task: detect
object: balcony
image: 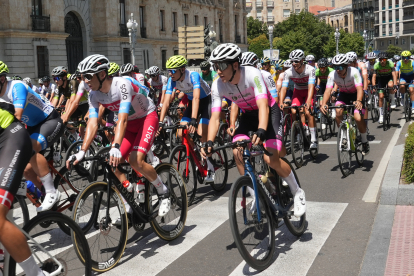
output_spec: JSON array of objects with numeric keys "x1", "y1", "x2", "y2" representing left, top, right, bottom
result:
[
  {"x1": 30, "y1": 15, "x2": 50, "y2": 32},
  {"x1": 403, "y1": 28, "x2": 414, "y2": 34},
  {"x1": 256, "y1": 1, "x2": 263, "y2": 8},
  {"x1": 246, "y1": 2, "x2": 252, "y2": 8},
  {"x1": 141, "y1": 27, "x2": 147, "y2": 38},
  {"x1": 119, "y1": 24, "x2": 128, "y2": 37},
  {"x1": 267, "y1": 16, "x2": 274, "y2": 22},
  {"x1": 235, "y1": 35, "x2": 241, "y2": 43},
  {"x1": 267, "y1": 1, "x2": 274, "y2": 7},
  {"x1": 403, "y1": 0, "x2": 414, "y2": 6}
]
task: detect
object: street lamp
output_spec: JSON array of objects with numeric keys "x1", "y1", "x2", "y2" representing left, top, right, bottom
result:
[
  {"x1": 362, "y1": 30, "x2": 368, "y2": 56},
  {"x1": 126, "y1": 13, "x2": 138, "y2": 65},
  {"x1": 268, "y1": 25, "x2": 274, "y2": 50},
  {"x1": 396, "y1": 32, "x2": 399, "y2": 45},
  {"x1": 334, "y1": 28, "x2": 340, "y2": 55}
]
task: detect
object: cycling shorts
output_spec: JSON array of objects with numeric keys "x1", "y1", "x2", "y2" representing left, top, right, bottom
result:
[
  {"x1": 400, "y1": 74, "x2": 414, "y2": 87},
  {"x1": 377, "y1": 75, "x2": 393, "y2": 92},
  {"x1": 27, "y1": 110, "x2": 65, "y2": 151},
  {"x1": 232, "y1": 104, "x2": 283, "y2": 151},
  {"x1": 181, "y1": 95, "x2": 211, "y2": 125},
  {"x1": 292, "y1": 88, "x2": 313, "y2": 107},
  {"x1": 316, "y1": 85, "x2": 326, "y2": 97},
  {"x1": 285, "y1": 89, "x2": 293, "y2": 100},
  {"x1": 336, "y1": 93, "x2": 365, "y2": 115},
  {"x1": 0, "y1": 121, "x2": 32, "y2": 209},
  {"x1": 70, "y1": 104, "x2": 89, "y2": 121},
  {"x1": 120, "y1": 110, "x2": 159, "y2": 158}
]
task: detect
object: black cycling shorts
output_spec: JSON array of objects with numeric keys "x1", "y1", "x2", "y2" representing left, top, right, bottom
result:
[
  {"x1": 316, "y1": 85, "x2": 327, "y2": 97},
  {"x1": 377, "y1": 75, "x2": 393, "y2": 91},
  {"x1": 0, "y1": 121, "x2": 32, "y2": 208},
  {"x1": 70, "y1": 103, "x2": 89, "y2": 120},
  {"x1": 233, "y1": 104, "x2": 283, "y2": 151},
  {"x1": 336, "y1": 93, "x2": 366, "y2": 115},
  {"x1": 181, "y1": 95, "x2": 211, "y2": 125},
  {"x1": 27, "y1": 110, "x2": 65, "y2": 151}
]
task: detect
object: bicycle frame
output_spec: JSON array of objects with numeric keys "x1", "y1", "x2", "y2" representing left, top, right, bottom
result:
[{"x1": 177, "y1": 129, "x2": 208, "y2": 179}]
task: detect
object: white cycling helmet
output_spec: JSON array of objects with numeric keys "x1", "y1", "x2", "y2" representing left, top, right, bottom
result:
[
  {"x1": 332, "y1": 54, "x2": 349, "y2": 65},
  {"x1": 283, "y1": 59, "x2": 292, "y2": 68},
  {"x1": 147, "y1": 66, "x2": 161, "y2": 75},
  {"x1": 240, "y1": 52, "x2": 259, "y2": 66},
  {"x1": 346, "y1": 52, "x2": 358, "y2": 62},
  {"x1": 78, "y1": 54, "x2": 110, "y2": 74},
  {"x1": 210, "y1": 43, "x2": 242, "y2": 62},
  {"x1": 289, "y1": 49, "x2": 305, "y2": 61},
  {"x1": 38, "y1": 78, "x2": 43, "y2": 85},
  {"x1": 120, "y1": 63, "x2": 134, "y2": 75},
  {"x1": 305, "y1": 55, "x2": 315, "y2": 61},
  {"x1": 23, "y1": 77, "x2": 32, "y2": 85},
  {"x1": 366, "y1": 52, "x2": 377, "y2": 60},
  {"x1": 411, "y1": 55, "x2": 414, "y2": 60}
]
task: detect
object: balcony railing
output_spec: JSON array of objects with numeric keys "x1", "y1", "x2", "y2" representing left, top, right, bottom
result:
[
  {"x1": 119, "y1": 24, "x2": 128, "y2": 37},
  {"x1": 235, "y1": 35, "x2": 241, "y2": 43},
  {"x1": 267, "y1": 1, "x2": 274, "y2": 7},
  {"x1": 256, "y1": 1, "x2": 263, "y2": 7},
  {"x1": 267, "y1": 16, "x2": 274, "y2": 22},
  {"x1": 31, "y1": 14, "x2": 50, "y2": 32},
  {"x1": 403, "y1": 0, "x2": 414, "y2": 6},
  {"x1": 141, "y1": 27, "x2": 147, "y2": 38},
  {"x1": 403, "y1": 28, "x2": 414, "y2": 34}
]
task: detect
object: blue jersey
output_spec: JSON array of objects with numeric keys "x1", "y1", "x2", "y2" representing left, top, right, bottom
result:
[
  {"x1": 166, "y1": 70, "x2": 210, "y2": 100},
  {"x1": 1, "y1": 80, "x2": 53, "y2": 126}
]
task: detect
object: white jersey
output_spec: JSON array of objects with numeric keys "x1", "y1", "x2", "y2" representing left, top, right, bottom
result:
[
  {"x1": 76, "y1": 81, "x2": 91, "y2": 105},
  {"x1": 42, "y1": 83, "x2": 57, "y2": 96},
  {"x1": 365, "y1": 61, "x2": 375, "y2": 76},
  {"x1": 149, "y1": 75, "x2": 168, "y2": 92},
  {"x1": 326, "y1": 67, "x2": 363, "y2": 94},
  {"x1": 260, "y1": 70, "x2": 277, "y2": 98},
  {"x1": 134, "y1": 73, "x2": 146, "y2": 86},
  {"x1": 282, "y1": 64, "x2": 316, "y2": 90}
]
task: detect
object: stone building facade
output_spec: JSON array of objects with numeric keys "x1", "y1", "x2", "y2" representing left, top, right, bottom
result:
[
  {"x1": 0, "y1": 0, "x2": 248, "y2": 79},
  {"x1": 317, "y1": 4, "x2": 354, "y2": 33}
]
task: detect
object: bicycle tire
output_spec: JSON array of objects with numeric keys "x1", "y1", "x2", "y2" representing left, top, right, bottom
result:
[
  {"x1": 72, "y1": 181, "x2": 128, "y2": 272},
  {"x1": 228, "y1": 175, "x2": 275, "y2": 271},
  {"x1": 65, "y1": 140, "x2": 97, "y2": 185},
  {"x1": 320, "y1": 114, "x2": 328, "y2": 141},
  {"x1": 208, "y1": 137, "x2": 229, "y2": 192},
  {"x1": 15, "y1": 195, "x2": 30, "y2": 227},
  {"x1": 405, "y1": 95, "x2": 410, "y2": 121},
  {"x1": 337, "y1": 123, "x2": 352, "y2": 177},
  {"x1": 147, "y1": 163, "x2": 188, "y2": 241},
  {"x1": 282, "y1": 114, "x2": 292, "y2": 155},
  {"x1": 371, "y1": 94, "x2": 379, "y2": 122},
  {"x1": 169, "y1": 144, "x2": 197, "y2": 205},
  {"x1": 290, "y1": 121, "x2": 304, "y2": 168},
  {"x1": 278, "y1": 158, "x2": 307, "y2": 236},
  {"x1": 328, "y1": 111, "x2": 337, "y2": 138},
  {"x1": 383, "y1": 98, "x2": 388, "y2": 131},
  {"x1": 223, "y1": 131, "x2": 235, "y2": 167},
  {"x1": 8, "y1": 212, "x2": 92, "y2": 276}
]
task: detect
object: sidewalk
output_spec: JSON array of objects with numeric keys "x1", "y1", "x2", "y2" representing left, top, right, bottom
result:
[{"x1": 360, "y1": 120, "x2": 414, "y2": 276}]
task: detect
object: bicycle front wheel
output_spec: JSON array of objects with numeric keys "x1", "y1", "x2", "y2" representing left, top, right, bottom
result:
[
  {"x1": 337, "y1": 124, "x2": 352, "y2": 177},
  {"x1": 371, "y1": 94, "x2": 379, "y2": 122},
  {"x1": 8, "y1": 212, "x2": 92, "y2": 276},
  {"x1": 208, "y1": 137, "x2": 228, "y2": 192},
  {"x1": 282, "y1": 114, "x2": 292, "y2": 155},
  {"x1": 291, "y1": 121, "x2": 304, "y2": 168},
  {"x1": 228, "y1": 176, "x2": 275, "y2": 271},
  {"x1": 383, "y1": 99, "x2": 389, "y2": 131}
]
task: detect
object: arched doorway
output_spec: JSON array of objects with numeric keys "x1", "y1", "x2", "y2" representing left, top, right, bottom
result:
[{"x1": 65, "y1": 12, "x2": 83, "y2": 73}]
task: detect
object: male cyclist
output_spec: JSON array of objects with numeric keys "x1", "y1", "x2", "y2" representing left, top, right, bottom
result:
[
  {"x1": 41, "y1": 76, "x2": 56, "y2": 100},
  {"x1": 201, "y1": 43, "x2": 306, "y2": 217},
  {"x1": 306, "y1": 55, "x2": 316, "y2": 68},
  {"x1": 67, "y1": 54, "x2": 171, "y2": 218},
  {"x1": 261, "y1": 57, "x2": 277, "y2": 83},
  {"x1": 276, "y1": 60, "x2": 294, "y2": 107},
  {"x1": 199, "y1": 60, "x2": 217, "y2": 87},
  {"x1": 315, "y1": 58, "x2": 335, "y2": 129},
  {"x1": 396, "y1": 51, "x2": 414, "y2": 112},
  {"x1": 158, "y1": 55, "x2": 215, "y2": 182},
  {"x1": 147, "y1": 66, "x2": 168, "y2": 106},
  {"x1": 372, "y1": 52, "x2": 398, "y2": 123},
  {"x1": 320, "y1": 54, "x2": 369, "y2": 155},
  {"x1": 51, "y1": 66, "x2": 77, "y2": 109}
]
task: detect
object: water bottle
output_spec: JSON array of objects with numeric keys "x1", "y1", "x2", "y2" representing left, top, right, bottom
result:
[
  {"x1": 259, "y1": 174, "x2": 276, "y2": 196},
  {"x1": 68, "y1": 133, "x2": 76, "y2": 144},
  {"x1": 135, "y1": 179, "x2": 145, "y2": 203},
  {"x1": 122, "y1": 180, "x2": 133, "y2": 192},
  {"x1": 26, "y1": 181, "x2": 42, "y2": 198}
]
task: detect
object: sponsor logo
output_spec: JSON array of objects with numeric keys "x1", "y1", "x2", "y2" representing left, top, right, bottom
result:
[
  {"x1": 10, "y1": 124, "x2": 22, "y2": 134},
  {"x1": 21, "y1": 115, "x2": 29, "y2": 123},
  {"x1": 120, "y1": 84, "x2": 128, "y2": 100},
  {"x1": 254, "y1": 76, "x2": 263, "y2": 93},
  {"x1": 133, "y1": 146, "x2": 148, "y2": 153},
  {"x1": 144, "y1": 125, "x2": 155, "y2": 143},
  {"x1": 47, "y1": 121, "x2": 62, "y2": 142},
  {"x1": 0, "y1": 150, "x2": 20, "y2": 187}
]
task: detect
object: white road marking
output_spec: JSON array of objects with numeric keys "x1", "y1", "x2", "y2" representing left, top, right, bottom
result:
[{"x1": 319, "y1": 140, "x2": 381, "y2": 145}]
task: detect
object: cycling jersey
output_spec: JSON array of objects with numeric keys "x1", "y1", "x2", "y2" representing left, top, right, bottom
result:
[
  {"x1": 165, "y1": 69, "x2": 210, "y2": 100},
  {"x1": 260, "y1": 70, "x2": 277, "y2": 98},
  {"x1": 199, "y1": 70, "x2": 217, "y2": 87},
  {"x1": 364, "y1": 61, "x2": 376, "y2": 76},
  {"x1": 396, "y1": 60, "x2": 414, "y2": 75},
  {"x1": 315, "y1": 67, "x2": 334, "y2": 84},
  {"x1": 373, "y1": 61, "x2": 395, "y2": 76},
  {"x1": 211, "y1": 66, "x2": 276, "y2": 113},
  {"x1": 149, "y1": 75, "x2": 168, "y2": 92},
  {"x1": 54, "y1": 80, "x2": 78, "y2": 99},
  {"x1": 1, "y1": 80, "x2": 54, "y2": 126},
  {"x1": 282, "y1": 65, "x2": 316, "y2": 90},
  {"x1": 42, "y1": 83, "x2": 57, "y2": 96},
  {"x1": 76, "y1": 81, "x2": 91, "y2": 105},
  {"x1": 358, "y1": 62, "x2": 367, "y2": 76},
  {"x1": 88, "y1": 77, "x2": 155, "y2": 121},
  {"x1": 326, "y1": 67, "x2": 363, "y2": 93},
  {"x1": 134, "y1": 73, "x2": 146, "y2": 86}
]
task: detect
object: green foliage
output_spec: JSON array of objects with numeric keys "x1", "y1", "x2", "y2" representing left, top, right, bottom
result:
[
  {"x1": 247, "y1": 17, "x2": 268, "y2": 40},
  {"x1": 386, "y1": 45, "x2": 402, "y2": 57},
  {"x1": 323, "y1": 30, "x2": 365, "y2": 57},
  {"x1": 403, "y1": 123, "x2": 414, "y2": 183},
  {"x1": 248, "y1": 34, "x2": 270, "y2": 58}
]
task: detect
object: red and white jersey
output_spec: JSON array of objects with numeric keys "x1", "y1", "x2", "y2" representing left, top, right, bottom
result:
[{"x1": 134, "y1": 73, "x2": 146, "y2": 86}]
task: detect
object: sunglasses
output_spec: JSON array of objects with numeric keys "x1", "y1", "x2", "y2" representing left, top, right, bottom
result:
[
  {"x1": 380, "y1": 58, "x2": 387, "y2": 62},
  {"x1": 150, "y1": 74, "x2": 157, "y2": 78},
  {"x1": 308, "y1": 61, "x2": 315, "y2": 63},
  {"x1": 212, "y1": 62, "x2": 231, "y2": 72},
  {"x1": 403, "y1": 57, "x2": 410, "y2": 60},
  {"x1": 291, "y1": 60, "x2": 301, "y2": 64},
  {"x1": 333, "y1": 65, "x2": 345, "y2": 71},
  {"x1": 82, "y1": 73, "x2": 95, "y2": 81},
  {"x1": 168, "y1": 69, "x2": 177, "y2": 75},
  {"x1": 319, "y1": 67, "x2": 327, "y2": 69},
  {"x1": 53, "y1": 76, "x2": 62, "y2": 81}
]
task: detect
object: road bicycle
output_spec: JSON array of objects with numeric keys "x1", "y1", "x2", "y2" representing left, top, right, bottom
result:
[
  {"x1": 216, "y1": 107, "x2": 236, "y2": 168},
  {"x1": 399, "y1": 82, "x2": 413, "y2": 122},
  {"x1": 209, "y1": 135, "x2": 306, "y2": 270},
  {"x1": 368, "y1": 85, "x2": 380, "y2": 123},
  {"x1": 377, "y1": 84, "x2": 393, "y2": 131},
  {"x1": 70, "y1": 146, "x2": 188, "y2": 272},
  {"x1": 166, "y1": 125, "x2": 228, "y2": 205},
  {"x1": 1, "y1": 210, "x2": 92, "y2": 276},
  {"x1": 328, "y1": 105, "x2": 364, "y2": 177}
]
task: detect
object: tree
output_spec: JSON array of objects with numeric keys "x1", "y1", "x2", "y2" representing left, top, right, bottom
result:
[
  {"x1": 248, "y1": 34, "x2": 270, "y2": 58},
  {"x1": 386, "y1": 45, "x2": 402, "y2": 57},
  {"x1": 322, "y1": 30, "x2": 365, "y2": 57},
  {"x1": 247, "y1": 17, "x2": 268, "y2": 40}
]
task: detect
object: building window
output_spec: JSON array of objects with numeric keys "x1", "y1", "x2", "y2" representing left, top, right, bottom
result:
[
  {"x1": 194, "y1": 15, "x2": 198, "y2": 25},
  {"x1": 204, "y1": 17, "x2": 208, "y2": 28},
  {"x1": 396, "y1": 11, "x2": 399, "y2": 21},
  {"x1": 184, "y1": 14, "x2": 188, "y2": 26},
  {"x1": 380, "y1": 41, "x2": 384, "y2": 46},
  {"x1": 174, "y1": 49, "x2": 178, "y2": 55},
  {"x1": 382, "y1": 12, "x2": 386, "y2": 23},
  {"x1": 402, "y1": 38, "x2": 405, "y2": 44},
  {"x1": 389, "y1": 23, "x2": 392, "y2": 34},
  {"x1": 295, "y1": 0, "x2": 299, "y2": 2},
  {"x1": 389, "y1": 10, "x2": 392, "y2": 22},
  {"x1": 283, "y1": 9, "x2": 290, "y2": 17},
  {"x1": 295, "y1": 9, "x2": 300, "y2": 13},
  {"x1": 283, "y1": 0, "x2": 289, "y2": 2},
  {"x1": 382, "y1": 0, "x2": 385, "y2": 8},
  {"x1": 123, "y1": 48, "x2": 131, "y2": 64},
  {"x1": 396, "y1": 23, "x2": 400, "y2": 32},
  {"x1": 173, "y1": 12, "x2": 177, "y2": 32},
  {"x1": 396, "y1": 0, "x2": 399, "y2": 6},
  {"x1": 356, "y1": 21, "x2": 359, "y2": 30},
  {"x1": 161, "y1": 50, "x2": 167, "y2": 70},
  {"x1": 219, "y1": 19, "x2": 223, "y2": 42},
  {"x1": 32, "y1": 0, "x2": 42, "y2": 16},
  {"x1": 365, "y1": 21, "x2": 368, "y2": 29},
  {"x1": 160, "y1": 10, "x2": 165, "y2": 31},
  {"x1": 36, "y1": 46, "x2": 48, "y2": 78},
  {"x1": 139, "y1": 6, "x2": 145, "y2": 28},
  {"x1": 119, "y1": 0, "x2": 126, "y2": 24},
  {"x1": 389, "y1": 39, "x2": 392, "y2": 45},
  {"x1": 235, "y1": 14, "x2": 238, "y2": 37},
  {"x1": 382, "y1": 25, "x2": 386, "y2": 35},
  {"x1": 331, "y1": 0, "x2": 335, "y2": 7}
]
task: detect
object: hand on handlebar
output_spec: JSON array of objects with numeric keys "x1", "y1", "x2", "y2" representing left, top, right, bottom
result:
[
  {"x1": 66, "y1": 150, "x2": 85, "y2": 169},
  {"x1": 354, "y1": 100, "x2": 363, "y2": 111},
  {"x1": 200, "y1": 140, "x2": 213, "y2": 159},
  {"x1": 320, "y1": 104, "x2": 328, "y2": 115}
]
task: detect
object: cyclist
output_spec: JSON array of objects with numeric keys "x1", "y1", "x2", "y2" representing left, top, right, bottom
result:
[
  {"x1": 66, "y1": 54, "x2": 171, "y2": 218},
  {"x1": 315, "y1": 58, "x2": 335, "y2": 129},
  {"x1": 199, "y1": 60, "x2": 217, "y2": 87},
  {"x1": 372, "y1": 52, "x2": 398, "y2": 123},
  {"x1": 0, "y1": 62, "x2": 51, "y2": 276},
  {"x1": 51, "y1": 66, "x2": 78, "y2": 109},
  {"x1": 23, "y1": 77, "x2": 41, "y2": 94},
  {"x1": 201, "y1": 43, "x2": 306, "y2": 217},
  {"x1": 306, "y1": 55, "x2": 316, "y2": 68},
  {"x1": 41, "y1": 76, "x2": 56, "y2": 100},
  {"x1": 396, "y1": 51, "x2": 414, "y2": 111},
  {"x1": 132, "y1": 65, "x2": 147, "y2": 87},
  {"x1": 320, "y1": 54, "x2": 370, "y2": 155},
  {"x1": 276, "y1": 60, "x2": 295, "y2": 108},
  {"x1": 279, "y1": 49, "x2": 318, "y2": 150},
  {"x1": 0, "y1": 62, "x2": 64, "y2": 212},
  {"x1": 147, "y1": 66, "x2": 168, "y2": 106},
  {"x1": 261, "y1": 57, "x2": 277, "y2": 83}
]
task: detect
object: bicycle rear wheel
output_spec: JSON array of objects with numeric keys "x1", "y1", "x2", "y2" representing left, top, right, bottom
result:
[
  {"x1": 320, "y1": 113, "x2": 328, "y2": 141},
  {"x1": 290, "y1": 121, "x2": 304, "y2": 168},
  {"x1": 404, "y1": 95, "x2": 410, "y2": 121},
  {"x1": 228, "y1": 176, "x2": 275, "y2": 271},
  {"x1": 8, "y1": 212, "x2": 92, "y2": 276},
  {"x1": 208, "y1": 138, "x2": 228, "y2": 192},
  {"x1": 371, "y1": 94, "x2": 379, "y2": 122},
  {"x1": 337, "y1": 124, "x2": 352, "y2": 177},
  {"x1": 383, "y1": 99, "x2": 388, "y2": 131},
  {"x1": 282, "y1": 114, "x2": 292, "y2": 155}
]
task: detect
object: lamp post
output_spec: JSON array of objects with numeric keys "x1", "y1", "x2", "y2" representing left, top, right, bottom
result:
[
  {"x1": 396, "y1": 32, "x2": 399, "y2": 45},
  {"x1": 334, "y1": 28, "x2": 340, "y2": 55},
  {"x1": 268, "y1": 25, "x2": 274, "y2": 50},
  {"x1": 126, "y1": 13, "x2": 138, "y2": 65},
  {"x1": 362, "y1": 30, "x2": 368, "y2": 56}
]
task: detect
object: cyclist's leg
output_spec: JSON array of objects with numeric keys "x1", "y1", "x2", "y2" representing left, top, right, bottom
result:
[
  {"x1": 180, "y1": 100, "x2": 195, "y2": 147},
  {"x1": 388, "y1": 79, "x2": 396, "y2": 107},
  {"x1": 335, "y1": 93, "x2": 346, "y2": 126},
  {"x1": 23, "y1": 163, "x2": 42, "y2": 190}
]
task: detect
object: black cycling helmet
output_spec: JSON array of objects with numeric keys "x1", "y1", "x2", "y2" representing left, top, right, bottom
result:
[
  {"x1": 133, "y1": 65, "x2": 140, "y2": 73},
  {"x1": 378, "y1": 52, "x2": 388, "y2": 59},
  {"x1": 12, "y1": 75, "x2": 22, "y2": 81},
  {"x1": 200, "y1": 61, "x2": 210, "y2": 69},
  {"x1": 318, "y1": 58, "x2": 328, "y2": 67},
  {"x1": 42, "y1": 76, "x2": 51, "y2": 82}
]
